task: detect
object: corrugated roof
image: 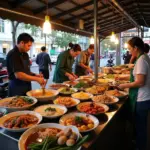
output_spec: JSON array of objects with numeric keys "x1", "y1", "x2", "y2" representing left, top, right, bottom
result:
[{"x1": 0, "y1": 0, "x2": 149, "y2": 37}]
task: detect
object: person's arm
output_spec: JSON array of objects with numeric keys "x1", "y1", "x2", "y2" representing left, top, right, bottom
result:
[
  {"x1": 48, "y1": 55, "x2": 52, "y2": 71},
  {"x1": 129, "y1": 55, "x2": 136, "y2": 64}
]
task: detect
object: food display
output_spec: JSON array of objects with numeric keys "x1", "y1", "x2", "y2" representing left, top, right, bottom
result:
[
  {"x1": 49, "y1": 83, "x2": 68, "y2": 90},
  {"x1": 92, "y1": 95, "x2": 119, "y2": 104},
  {"x1": 26, "y1": 89, "x2": 59, "y2": 102},
  {"x1": 19, "y1": 123, "x2": 89, "y2": 150},
  {"x1": 85, "y1": 85, "x2": 107, "y2": 95},
  {"x1": 34, "y1": 104, "x2": 67, "y2": 118},
  {"x1": 77, "y1": 102, "x2": 109, "y2": 115},
  {"x1": 59, "y1": 87, "x2": 77, "y2": 95},
  {"x1": 73, "y1": 81, "x2": 90, "y2": 89},
  {"x1": 60, "y1": 112, "x2": 99, "y2": 132},
  {"x1": 54, "y1": 97, "x2": 80, "y2": 108},
  {"x1": 72, "y1": 92, "x2": 93, "y2": 100},
  {"x1": 106, "y1": 90, "x2": 128, "y2": 98}
]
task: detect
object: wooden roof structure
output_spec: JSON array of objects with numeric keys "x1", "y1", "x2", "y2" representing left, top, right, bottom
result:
[{"x1": 0, "y1": 0, "x2": 150, "y2": 37}]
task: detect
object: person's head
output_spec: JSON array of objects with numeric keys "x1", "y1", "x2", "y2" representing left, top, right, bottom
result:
[
  {"x1": 144, "y1": 43, "x2": 150, "y2": 54},
  {"x1": 127, "y1": 37, "x2": 145, "y2": 57},
  {"x1": 69, "y1": 44, "x2": 81, "y2": 57},
  {"x1": 41, "y1": 46, "x2": 46, "y2": 52},
  {"x1": 126, "y1": 51, "x2": 129, "y2": 55},
  {"x1": 17, "y1": 33, "x2": 34, "y2": 52},
  {"x1": 88, "y1": 44, "x2": 94, "y2": 55}
]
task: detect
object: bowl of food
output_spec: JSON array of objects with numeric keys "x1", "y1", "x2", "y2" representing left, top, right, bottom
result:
[
  {"x1": 59, "y1": 87, "x2": 78, "y2": 95},
  {"x1": 59, "y1": 112, "x2": 99, "y2": 132},
  {"x1": 92, "y1": 94, "x2": 119, "y2": 105},
  {"x1": 0, "y1": 108, "x2": 7, "y2": 117},
  {"x1": 26, "y1": 89, "x2": 59, "y2": 102},
  {"x1": 72, "y1": 92, "x2": 93, "y2": 101},
  {"x1": 105, "y1": 90, "x2": 128, "y2": 98},
  {"x1": 54, "y1": 97, "x2": 80, "y2": 108},
  {"x1": 0, "y1": 111, "x2": 42, "y2": 132},
  {"x1": 19, "y1": 123, "x2": 88, "y2": 150},
  {"x1": 63, "y1": 81, "x2": 79, "y2": 87},
  {"x1": 85, "y1": 85, "x2": 107, "y2": 95},
  {"x1": 49, "y1": 83, "x2": 68, "y2": 90},
  {"x1": 77, "y1": 102, "x2": 109, "y2": 115},
  {"x1": 0, "y1": 96, "x2": 37, "y2": 112},
  {"x1": 34, "y1": 104, "x2": 67, "y2": 119},
  {"x1": 73, "y1": 81, "x2": 91, "y2": 90}
]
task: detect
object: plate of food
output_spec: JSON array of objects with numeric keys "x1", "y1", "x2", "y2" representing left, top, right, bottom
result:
[
  {"x1": 26, "y1": 89, "x2": 59, "y2": 102},
  {"x1": 0, "y1": 96, "x2": 37, "y2": 112},
  {"x1": 0, "y1": 111, "x2": 42, "y2": 132},
  {"x1": 19, "y1": 123, "x2": 89, "y2": 150},
  {"x1": 59, "y1": 87, "x2": 78, "y2": 95},
  {"x1": 63, "y1": 81, "x2": 79, "y2": 86},
  {"x1": 59, "y1": 112, "x2": 99, "y2": 132},
  {"x1": 92, "y1": 94, "x2": 119, "y2": 105},
  {"x1": 73, "y1": 81, "x2": 91, "y2": 90},
  {"x1": 77, "y1": 102, "x2": 109, "y2": 115},
  {"x1": 72, "y1": 92, "x2": 93, "y2": 101},
  {"x1": 54, "y1": 97, "x2": 80, "y2": 108},
  {"x1": 97, "y1": 79, "x2": 114, "y2": 84},
  {"x1": 49, "y1": 83, "x2": 68, "y2": 90},
  {"x1": 105, "y1": 90, "x2": 128, "y2": 98},
  {"x1": 34, "y1": 104, "x2": 67, "y2": 119},
  {"x1": 85, "y1": 85, "x2": 107, "y2": 95}
]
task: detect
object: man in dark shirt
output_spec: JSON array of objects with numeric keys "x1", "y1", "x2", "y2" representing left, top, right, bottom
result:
[
  {"x1": 123, "y1": 51, "x2": 132, "y2": 64},
  {"x1": 6, "y1": 33, "x2": 45, "y2": 96},
  {"x1": 36, "y1": 46, "x2": 52, "y2": 84}
]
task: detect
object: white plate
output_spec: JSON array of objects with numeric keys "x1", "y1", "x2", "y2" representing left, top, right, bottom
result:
[
  {"x1": 26, "y1": 89, "x2": 59, "y2": 102},
  {"x1": 54, "y1": 97, "x2": 80, "y2": 108},
  {"x1": 92, "y1": 95, "x2": 119, "y2": 105},
  {"x1": 19, "y1": 123, "x2": 80, "y2": 150},
  {"x1": 59, "y1": 112, "x2": 99, "y2": 133},
  {"x1": 105, "y1": 90, "x2": 128, "y2": 98},
  {"x1": 34, "y1": 104, "x2": 67, "y2": 118},
  {"x1": 71, "y1": 92, "x2": 93, "y2": 101},
  {"x1": 0, "y1": 111, "x2": 42, "y2": 132},
  {"x1": 77, "y1": 102, "x2": 109, "y2": 115},
  {"x1": 0, "y1": 96, "x2": 37, "y2": 112}
]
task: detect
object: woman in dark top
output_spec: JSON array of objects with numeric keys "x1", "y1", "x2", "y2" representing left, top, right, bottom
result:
[{"x1": 53, "y1": 44, "x2": 81, "y2": 83}]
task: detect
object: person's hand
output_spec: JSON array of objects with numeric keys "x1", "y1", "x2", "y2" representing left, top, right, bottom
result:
[
  {"x1": 68, "y1": 74, "x2": 75, "y2": 81},
  {"x1": 72, "y1": 73, "x2": 78, "y2": 79},
  {"x1": 37, "y1": 77, "x2": 46, "y2": 87},
  {"x1": 118, "y1": 84, "x2": 126, "y2": 90},
  {"x1": 36, "y1": 73, "x2": 43, "y2": 78},
  {"x1": 87, "y1": 67, "x2": 93, "y2": 73}
]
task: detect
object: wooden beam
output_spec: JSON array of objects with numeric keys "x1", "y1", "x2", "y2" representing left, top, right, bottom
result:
[
  {"x1": 33, "y1": 0, "x2": 66, "y2": 14},
  {"x1": 52, "y1": 1, "x2": 93, "y2": 20}
]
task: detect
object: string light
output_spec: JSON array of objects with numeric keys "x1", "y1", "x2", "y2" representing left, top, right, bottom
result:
[{"x1": 90, "y1": 36, "x2": 94, "y2": 44}]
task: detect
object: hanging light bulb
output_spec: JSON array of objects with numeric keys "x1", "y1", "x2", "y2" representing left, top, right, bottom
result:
[
  {"x1": 90, "y1": 36, "x2": 94, "y2": 44},
  {"x1": 43, "y1": 15, "x2": 52, "y2": 34},
  {"x1": 124, "y1": 42, "x2": 128, "y2": 48},
  {"x1": 110, "y1": 32, "x2": 116, "y2": 42},
  {"x1": 115, "y1": 38, "x2": 119, "y2": 45}
]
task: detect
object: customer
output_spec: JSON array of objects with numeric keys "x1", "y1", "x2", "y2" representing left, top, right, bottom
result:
[
  {"x1": 36, "y1": 46, "x2": 52, "y2": 85},
  {"x1": 123, "y1": 51, "x2": 132, "y2": 64},
  {"x1": 53, "y1": 44, "x2": 81, "y2": 83},
  {"x1": 6, "y1": 33, "x2": 45, "y2": 96},
  {"x1": 74, "y1": 44, "x2": 94, "y2": 76},
  {"x1": 118, "y1": 37, "x2": 150, "y2": 150}
]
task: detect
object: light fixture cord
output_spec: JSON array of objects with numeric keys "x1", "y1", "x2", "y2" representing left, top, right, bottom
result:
[{"x1": 46, "y1": 0, "x2": 48, "y2": 16}]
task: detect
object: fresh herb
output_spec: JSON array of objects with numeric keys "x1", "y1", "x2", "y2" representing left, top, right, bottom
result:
[
  {"x1": 22, "y1": 96, "x2": 33, "y2": 104},
  {"x1": 45, "y1": 107, "x2": 56, "y2": 112},
  {"x1": 75, "y1": 116, "x2": 83, "y2": 124}
]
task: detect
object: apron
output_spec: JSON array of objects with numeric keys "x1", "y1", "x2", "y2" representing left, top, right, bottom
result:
[
  {"x1": 8, "y1": 54, "x2": 31, "y2": 96},
  {"x1": 128, "y1": 54, "x2": 143, "y2": 115},
  {"x1": 75, "y1": 54, "x2": 90, "y2": 76}
]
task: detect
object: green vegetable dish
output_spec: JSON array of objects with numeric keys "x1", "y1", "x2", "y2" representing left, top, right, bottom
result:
[
  {"x1": 73, "y1": 82, "x2": 90, "y2": 89},
  {"x1": 60, "y1": 88, "x2": 76, "y2": 95}
]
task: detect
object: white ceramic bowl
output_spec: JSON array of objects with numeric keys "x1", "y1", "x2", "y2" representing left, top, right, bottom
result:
[
  {"x1": 34, "y1": 104, "x2": 67, "y2": 118},
  {"x1": 59, "y1": 112, "x2": 99, "y2": 133},
  {"x1": 0, "y1": 111, "x2": 42, "y2": 132},
  {"x1": 71, "y1": 92, "x2": 93, "y2": 101},
  {"x1": 105, "y1": 90, "x2": 128, "y2": 98},
  {"x1": 0, "y1": 96, "x2": 37, "y2": 112},
  {"x1": 18, "y1": 123, "x2": 80, "y2": 150}
]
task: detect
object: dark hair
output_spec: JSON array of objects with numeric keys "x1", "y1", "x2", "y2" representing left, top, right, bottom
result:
[
  {"x1": 128, "y1": 37, "x2": 145, "y2": 52},
  {"x1": 68, "y1": 42, "x2": 74, "y2": 49},
  {"x1": 41, "y1": 46, "x2": 46, "y2": 51},
  {"x1": 89, "y1": 44, "x2": 94, "y2": 49},
  {"x1": 72, "y1": 44, "x2": 81, "y2": 52},
  {"x1": 17, "y1": 33, "x2": 34, "y2": 44},
  {"x1": 144, "y1": 43, "x2": 150, "y2": 53}
]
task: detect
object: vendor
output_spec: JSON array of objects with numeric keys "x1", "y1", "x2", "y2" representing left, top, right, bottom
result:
[
  {"x1": 53, "y1": 44, "x2": 81, "y2": 83},
  {"x1": 118, "y1": 37, "x2": 150, "y2": 150},
  {"x1": 74, "y1": 44, "x2": 94, "y2": 76},
  {"x1": 6, "y1": 33, "x2": 46, "y2": 96}
]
